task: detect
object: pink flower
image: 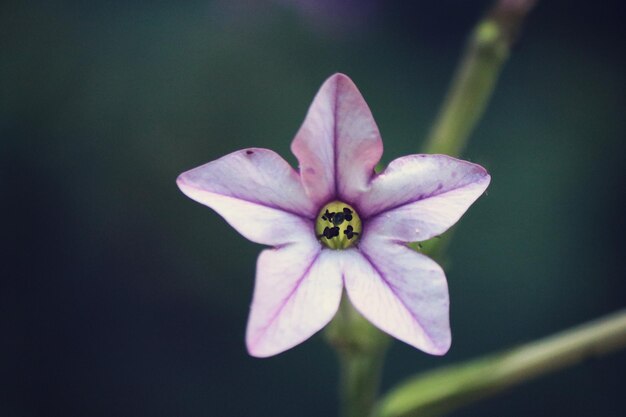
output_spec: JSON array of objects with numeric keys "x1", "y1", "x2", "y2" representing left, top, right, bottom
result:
[{"x1": 177, "y1": 74, "x2": 490, "y2": 358}]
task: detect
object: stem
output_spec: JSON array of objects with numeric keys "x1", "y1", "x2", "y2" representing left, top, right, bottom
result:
[
  {"x1": 374, "y1": 309, "x2": 626, "y2": 417},
  {"x1": 416, "y1": 0, "x2": 539, "y2": 276},
  {"x1": 325, "y1": 296, "x2": 390, "y2": 417},
  {"x1": 338, "y1": 343, "x2": 388, "y2": 417},
  {"x1": 327, "y1": 3, "x2": 541, "y2": 416},
  {"x1": 423, "y1": 0, "x2": 538, "y2": 156}
]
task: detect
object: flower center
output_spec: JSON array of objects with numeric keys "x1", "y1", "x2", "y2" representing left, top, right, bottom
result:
[{"x1": 315, "y1": 201, "x2": 362, "y2": 250}]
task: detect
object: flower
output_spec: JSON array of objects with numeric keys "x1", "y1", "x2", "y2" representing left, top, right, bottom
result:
[{"x1": 177, "y1": 74, "x2": 490, "y2": 358}]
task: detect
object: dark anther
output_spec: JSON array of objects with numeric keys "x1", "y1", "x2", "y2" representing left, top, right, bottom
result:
[
  {"x1": 245, "y1": 150, "x2": 254, "y2": 155},
  {"x1": 322, "y1": 210, "x2": 337, "y2": 222},
  {"x1": 344, "y1": 225, "x2": 359, "y2": 240},
  {"x1": 321, "y1": 226, "x2": 340, "y2": 239},
  {"x1": 332, "y1": 212, "x2": 345, "y2": 226},
  {"x1": 342, "y1": 207, "x2": 353, "y2": 221}
]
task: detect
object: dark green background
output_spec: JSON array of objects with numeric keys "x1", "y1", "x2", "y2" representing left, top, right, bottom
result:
[{"x1": 2, "y1": 1, "x2": 625, "y2": 416}]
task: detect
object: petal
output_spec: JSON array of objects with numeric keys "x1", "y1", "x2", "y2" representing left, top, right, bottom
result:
[
  {"x1": 291, "y1": 73, "x2": 383, "y2": 206},
  {"x1": 344, "y1": 236, "x2": 451, "y2": 355},
  {"x1": 177, "y1": 148, "x2": 317, "y2": 246},
  {"x1": 358, "y1": 154, "x2": 490, "y2": 241},
  {"x1": 246, "y1": 245, "x2": 344, "y2": 358}
]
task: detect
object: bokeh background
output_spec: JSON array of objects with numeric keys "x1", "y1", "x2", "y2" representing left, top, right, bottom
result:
[{"x1": 2, "y1": 0, "x2": 625, "y2": 416}]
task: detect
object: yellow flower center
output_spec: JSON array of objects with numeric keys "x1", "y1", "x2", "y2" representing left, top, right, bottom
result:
[{"x1": 315, "y1": 201, "x2": 362, "y2": 249}]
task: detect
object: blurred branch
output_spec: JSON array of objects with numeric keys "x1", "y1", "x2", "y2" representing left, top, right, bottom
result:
[
  {"x1": 373, "y1": 309, "x2": 626, "y2": 417},
  {"x1": 423, "y1": 0, "x2": 539, "y2": 156}
]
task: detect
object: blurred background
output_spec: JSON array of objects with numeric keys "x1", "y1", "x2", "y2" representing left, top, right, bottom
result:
[{"x1": 2, "y1": 0, "x2": 625, "y2": 416}]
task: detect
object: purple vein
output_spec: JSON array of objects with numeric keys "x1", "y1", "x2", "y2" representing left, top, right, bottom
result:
[
  {"x1": 249, "y1": 250, "x2": 322, "y2": 347},
  {"x1": 181, "y1": 182, "x2": 315, "y2": 220},
  {"x1": 364, "y1": 175, "x2": 487, "y2": 220},
  {"x1": 359, "y1": 248, "x2": 437, "y2": 345},
  {"x1": 332, "y1": 78, "x2": 340, "y2": 198}
]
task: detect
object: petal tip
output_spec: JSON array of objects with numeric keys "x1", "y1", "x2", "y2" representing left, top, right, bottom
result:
[
  {"x1": 175, "y1": 173, "x2": 193, "y2": 195},
  {"x1": 439, "y1": 154, "x2": 492, "y2": 190},
  {"x1": 245, "y1": 340, "x2": 277, "y2": 359},
  {"x1": 321, "y1": 72, "x2": 361, "y2": 95},
  {"x1": 407, "y1": 328, "x2": 451, "y2": 356},
  {"x1": 473, "y1": 163, "x2": 491, "y2": 180},
  {"x1": 175, "y1": 173, "x2": 187, "y2": 188},
  {"x1": 245, "y1": 331, "x2": 296, "y2": 359},
  {"x1": 245, "y1": 328, "x2": 280, "y2": 358},
  {"x1": 483, "y1": 170, "x2": 492, "y2": 184},
  {"x1": 474, "y1": 166, "x2": 491, "y2": 193},
  {"x1": 426, "y1": 337, "x2": 452, "y2": 356},
  {"x1": 176, "y1": 172, "x2": 200, "y2": 201},
  {"x1": 325, "y1": 72, "x2": 352, "y2": 84}
]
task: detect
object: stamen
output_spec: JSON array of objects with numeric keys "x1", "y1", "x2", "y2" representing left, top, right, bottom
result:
[
  {"x1": 315, "y1": 201, "x2": 362, "y2": 249},
  {"x1": 321, "y1": 210, "x2": 334, "y2": 221}
]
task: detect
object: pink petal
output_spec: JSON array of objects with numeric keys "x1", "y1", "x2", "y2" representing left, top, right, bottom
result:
[
  {"x1": 344, "y1": 236, "x2": 451, "y2": 355},
  {"x1": 358, "y1": 154, "x2": 490, "y2": 241},
  {"x1": 291, "y1": 73, "x2": 383, "y2": 206},
  {"x1": 177, "y1": 148, "x2": 317, "y2": 246},
  {"x1": 246, "y1": 243, "x2": 344, "y2": 357}
]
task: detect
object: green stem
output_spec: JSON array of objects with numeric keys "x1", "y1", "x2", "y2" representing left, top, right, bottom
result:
[
  {"x1": 374, "y1": 309, "x2": 626, "y2": 417},
  {"x1": 417, "y1": 0, "x2": 539, "y2": 269},
  {"x1": 325, "y1": 296, "x2": 390, "y2": 417},
  {"x1": 328, "y1": 3, "x2": 540, "y2": 416},
  {"x1": 338, "y1": 343, "x2": 388, "y2": 417},
  {"x1": 423, "y1": 0, "x2": 538, "y2": 156}
]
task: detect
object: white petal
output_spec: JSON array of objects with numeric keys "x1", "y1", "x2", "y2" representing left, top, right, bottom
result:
[
  {"x1": 246, "y1": 246, "x2": 344, "y2": 357},
  {"x1": 177, "y1": 148, "x2": 316, "y2": 246},
  {"x1": 344, "y1": 236, "x2": 451, "y2": 355},
  {"x1": 291, "y1": 73, "x2": 383, "y2": 205},
  {"x1": 358, "y1": 154, "x2": 490, "y2": 242}
]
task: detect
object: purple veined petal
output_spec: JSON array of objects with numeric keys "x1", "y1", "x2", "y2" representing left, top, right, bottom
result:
[
  {"x1": 357, "y1": 154, "x2": 490, "y2": 241},
  {"x1": 291, "y1": 73, "x2": 383, "y2": 206},
  {"x1": 344, "y1": 236, "x2": 451, "y2": 355},
  {"x1": 177, "y1": 148, "x2": 318, "y2": 246},
  {"x1": 365, "y1": 173, "x2": 490, "y2": 243},
  {"x1": 246, "y1": 245, "x2": 344, "y2": 358}
]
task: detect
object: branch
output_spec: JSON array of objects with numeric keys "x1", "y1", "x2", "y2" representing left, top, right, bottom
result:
[
  {"x1": 423, "y1": 0, "x2": 539, "y2": 156},
  {"x1": 374, "y1": 309, "x2": 626, "y2": 417}
]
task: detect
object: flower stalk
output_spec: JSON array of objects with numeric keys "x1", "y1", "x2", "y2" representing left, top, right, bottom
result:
[
  {"x1": 373, "y1": 309, "x2": 626, "y2": 417},
  {"x1": 325, "y1": 297, "x2": 390, "y2": 417},
  {"x1": 423, "y1": 0, "x2": 538, "y2": 156}
]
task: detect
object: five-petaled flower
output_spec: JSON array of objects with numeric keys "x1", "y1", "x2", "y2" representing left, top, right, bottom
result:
[{"x1": 177, "y1": 74, "x2": 490, "y2": 358}]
